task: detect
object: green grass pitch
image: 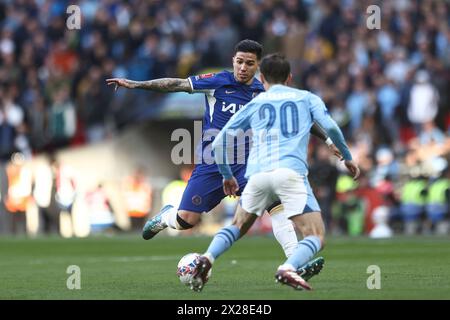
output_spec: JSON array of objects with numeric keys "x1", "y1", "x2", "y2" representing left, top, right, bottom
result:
[{"x1": 1, "y1": 235, "x2": 449, "y2": 300}]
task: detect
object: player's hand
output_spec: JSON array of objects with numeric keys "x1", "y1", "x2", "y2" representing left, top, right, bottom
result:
[
  {"x1": 329, "y1": 144, "x2": 343, "y2": 160},
  {"x1": 106, "y1": 78, "x2": 135, "y2": 91},
  {"x1": 223, "y1": 177, "x2": 239, "y2": 197},
  {"x1": 344, "y1": 160, "x2": 360, "y2": 180}
]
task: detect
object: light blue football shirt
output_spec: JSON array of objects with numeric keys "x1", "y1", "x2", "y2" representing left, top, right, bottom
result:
[{"x1": 212, "y1": 84, "x2": 352, "y2": 179}]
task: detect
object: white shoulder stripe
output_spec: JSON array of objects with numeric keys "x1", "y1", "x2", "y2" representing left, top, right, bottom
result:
[
  {"x1": 189, "y1": 77, "x2": 215, "y2": 94},
  {"x1": 187, "y1": 77, "x2": 194, "y2": 92}
]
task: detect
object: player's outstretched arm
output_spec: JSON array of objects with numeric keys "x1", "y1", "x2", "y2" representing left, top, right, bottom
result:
[
  {"x1": 106, "y1": 78, "x2": 192, "y2": 93},
  {"x1": 310, "y1": 122, "x2": 343, "y2": 160},
  {"x1": 320, "y1": 122, "x2": 360, "y2": 179},
  {"x1": 344, "y1": 160, "x2": 361, "y2": 180}
]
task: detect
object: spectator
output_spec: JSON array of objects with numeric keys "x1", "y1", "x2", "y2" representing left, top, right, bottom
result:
[
  {"x1": 384, "y1": 48, "x2": 412, "y2": 86},
  {"x1": 333, "y1": 175, "x2": 365, "y2": 236},
  {"x1": 161, "y1": 166, "x2": 192, "y2": 236},
  {"x1": 85, "y1": 182, "x2": 116, "y2": 234},
  {"x1": 0, "y1": 85, "x2": 29, "y2": 160},
  {"x1": 354, "y1": 172, "x2": 387, "y2": 235},
  {"x1": 425, "y1": 167, "x2": 450, "y2": 235},
  {"x1": 210, "y1": 14, "x2": 239, "y2": 67},
  {"x1": 53, "y1": 159, "x2": 77, "y2": 237},
  {"x1": 4, "y1": 152, "x2": 32, "y2": 234},
  {"x1": 369, "y1": 206, "x2": 393, "y2": 239},
  {"x1": 27, "y1": 94, "x2": 49, "y2": 152},
  {"x1": 123, "y1": 167, "x2": 153, "y2": 231},
  {"x1": 407, "y1": 70, "x2": 439, "y2": 132},
  {"x1": 400, "y1": 174, "x2": 428, "y2": 235},
  {"x1": 376, "y1": 75, "x2": 400, "y2": 141},
  {"x1": 76, "y1": 66, "x2": 111, "y2": 143},
  {"x1": 47, "y1": 86, "x2": 76, "y2": 150},
  {"x1": 31, "y1": 156, "x2": 57, "y2": 235},
  {"x1": 371, "y1": 147, "x2": 400, "y2": 188},
  {"x1": 346, "y1": 80, "x2": 371, "y2": 136}
]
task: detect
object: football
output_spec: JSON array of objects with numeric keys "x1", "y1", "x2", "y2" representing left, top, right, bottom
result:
[{"x1": 176, "y1": 253, "x2": 211, "y2": 285}]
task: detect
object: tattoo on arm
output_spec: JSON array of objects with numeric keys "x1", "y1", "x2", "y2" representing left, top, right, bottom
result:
[{"x1": 127, "y1": 78, "x2": 192, "y2": 92}]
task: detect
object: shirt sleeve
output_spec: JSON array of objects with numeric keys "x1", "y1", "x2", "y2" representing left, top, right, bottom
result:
[
  {"x1": 188, "y1": 72, "x2": 224, "y2": 93},
  {"x1": 308, "y1": 93, "x2": 353, "y2": 161},
  {"x1": 212, "y1": 104, "x2": 253, "y2": 179}
]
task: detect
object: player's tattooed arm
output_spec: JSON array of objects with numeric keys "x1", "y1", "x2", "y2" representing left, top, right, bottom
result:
[
  {"x1": 129, "y1": 78, "x2": 192, "y2": 92},
  {"x1": 106, "y1": 78, "x2": 192, "y2": 93}
]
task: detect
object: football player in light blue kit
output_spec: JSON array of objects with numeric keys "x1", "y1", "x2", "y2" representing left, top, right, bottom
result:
[{"x1": 191, "y1": 53, "x2": 360, "y2": 291}]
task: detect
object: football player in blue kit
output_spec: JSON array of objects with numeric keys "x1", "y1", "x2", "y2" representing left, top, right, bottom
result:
[{"x1": 106, "y1": 40, "x2": 339, "y2": 277}]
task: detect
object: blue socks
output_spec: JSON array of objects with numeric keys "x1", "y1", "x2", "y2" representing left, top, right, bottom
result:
[
  {"x1": 283, "y1": 235, "x2": 322, "y2": 270},
  {"x1": 205, "y1": 225, "x2": 240, "y2": 260}
]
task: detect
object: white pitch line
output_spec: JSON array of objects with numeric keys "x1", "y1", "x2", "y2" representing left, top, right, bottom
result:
[{"x1": 2, "y1": 255, "x2": 181, "y2": 266}]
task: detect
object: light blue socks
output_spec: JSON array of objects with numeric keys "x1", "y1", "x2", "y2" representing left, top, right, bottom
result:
[
  {"x1": 205, "y1": 225, "x2": 240, "y2": 261},
  {"x1": 282, "y1": 235, "x2": 322, "y2": 270}
]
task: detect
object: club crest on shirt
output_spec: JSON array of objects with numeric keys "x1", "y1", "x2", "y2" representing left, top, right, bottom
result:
[{"x1": 192, "y1": 195, "x2": 202, "y2": 206}]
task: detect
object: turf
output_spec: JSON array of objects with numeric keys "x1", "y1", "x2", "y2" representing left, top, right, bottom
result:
[{"x1": 1, "y1": 234, "x2": 449, "y2": 300}]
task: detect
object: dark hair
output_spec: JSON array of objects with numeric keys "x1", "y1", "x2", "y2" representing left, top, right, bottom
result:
[
  {"x1": 234, "y1": 39, "x2": 263, "y2": 60},
  {"x1": 260, "y1": 53, "x2": 291, "y2": 84}
]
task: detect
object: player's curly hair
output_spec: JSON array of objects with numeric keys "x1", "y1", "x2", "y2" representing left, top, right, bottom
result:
[
  {"x1": 260, "y1": 53, "x2": 291, "y2": 84},
  {"x1": 234, "y1": 39, "x2": 263, "y2": 60}
]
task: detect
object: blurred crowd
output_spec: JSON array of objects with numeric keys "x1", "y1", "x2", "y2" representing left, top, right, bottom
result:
[
  {"x1": 0, "y1": 0, "x2": 449, "y2": 236},
  {"x1": 0, "y1": 152, "x2": 156, "y2": 236}
]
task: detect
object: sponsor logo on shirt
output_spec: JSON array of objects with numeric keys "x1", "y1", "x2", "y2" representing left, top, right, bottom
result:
[
  {"x1": 222, "y1": 102, "x2": 244, "y2": 114},
  {"x1": 199, "y1": 73, "x2": 214, "y2": 79}
]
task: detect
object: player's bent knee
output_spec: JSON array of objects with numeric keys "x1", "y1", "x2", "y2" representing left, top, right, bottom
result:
[{"x1": 176, "y1": 214, "x2": 195, "y2": 230}]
